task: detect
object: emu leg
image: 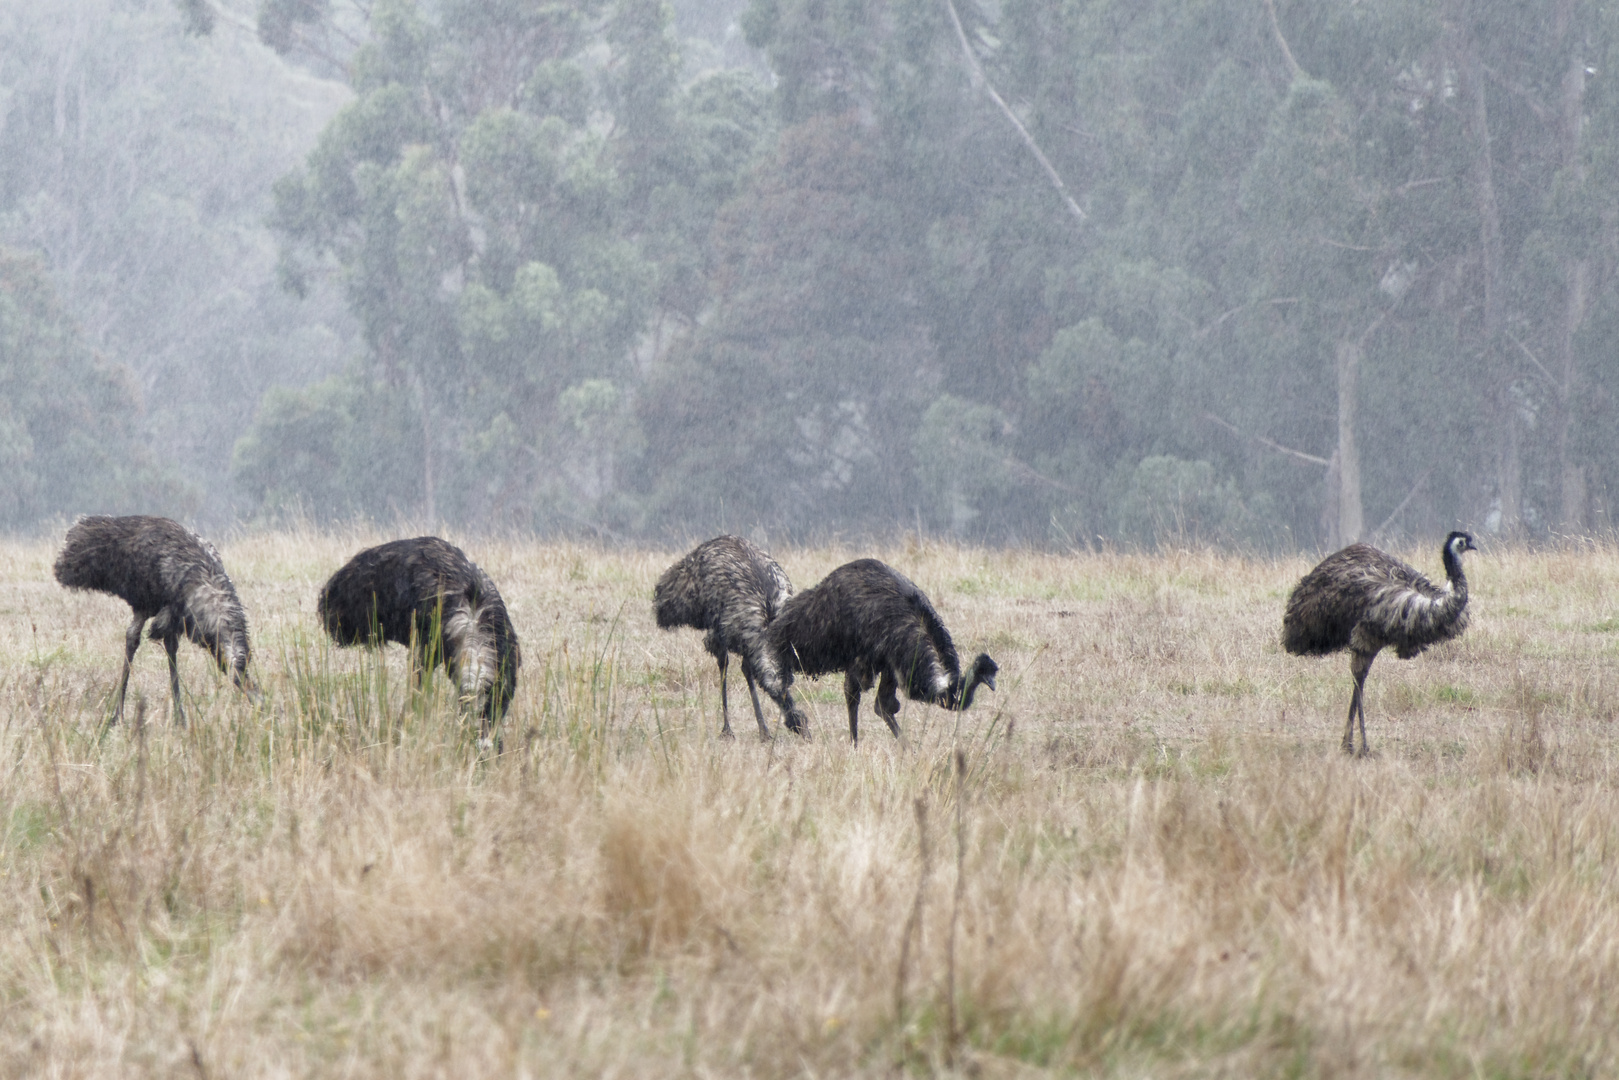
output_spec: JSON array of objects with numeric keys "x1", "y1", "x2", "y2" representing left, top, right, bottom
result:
[
  {"x1": 112, "y1": 615, "x2": 146, "y2": 724},
  {"x1": 844, "y1": 669, "x2": 864, "y2": 742},
  {"x1": 740, "y1": 666, "x2": 774, "y2": 741},
  {"x1": 716, "y1": 651, "x2": 734, "y2": 738},
  {"x1": 1343, "y1": 650, "x2": 1375, "y2": 757},
  {"x1": 163, "y1": 632, "x2": 186, "y2": 727},
  {"x1": 875, "y1": 668, "x2": 902, "y2": 738}
]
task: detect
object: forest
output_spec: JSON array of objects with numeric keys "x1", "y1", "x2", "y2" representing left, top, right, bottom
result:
[{"x1": 4, "y1": 0, "x2": 1618, "y2": 548}]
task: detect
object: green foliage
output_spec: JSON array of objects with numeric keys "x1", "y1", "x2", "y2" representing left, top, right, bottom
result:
[
  {"x1": 256, "y1": 0, "x2": 769, "y2": 530},
  {"x1": 914, "y1": 395, "x2": 1013, "y2": 534},
  {"x1": 231, "y1": 374, "x2": 421, "y2": 522},
  {"x1": 0, "y1": 249, "x2": 188, "y2": 528},
  {"x1": 230, "y1": 0, "x2": 1619, "y2": 541},
  {"x1": 1116, "y1": 456, "x2": 1274, "y2": 550},
  {"x1": 0, "y1": 0, "x2": 356, "y2": 524}
]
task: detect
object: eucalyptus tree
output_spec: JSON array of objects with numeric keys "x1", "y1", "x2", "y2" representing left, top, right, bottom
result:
[
  {"x1": 254, "y1": 0, "x2": 772, "y2": 529},
  {"x1": 0, "y1": 0, "x2": 354, "y2": 523},
  {"x1": 0, "y1": 248, "x2": 179, "y2": 527}
]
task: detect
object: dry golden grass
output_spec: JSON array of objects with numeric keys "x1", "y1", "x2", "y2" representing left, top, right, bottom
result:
[{"x1": 4, "y1": 531, "x2": 1619, "y2": 1077}]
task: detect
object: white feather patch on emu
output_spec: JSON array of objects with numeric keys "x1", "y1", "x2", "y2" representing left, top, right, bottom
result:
[{"x1": 444, "y1": 603, "x2": 499, "y2": 703}]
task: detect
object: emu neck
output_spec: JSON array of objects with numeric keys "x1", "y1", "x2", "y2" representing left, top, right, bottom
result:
[
  {"x1": 1441, "y1": 546, "x2": 1468, "y2": 594},
  {"x1": 1439, "y1": 546, "x2": 1469, "y2": 613}
]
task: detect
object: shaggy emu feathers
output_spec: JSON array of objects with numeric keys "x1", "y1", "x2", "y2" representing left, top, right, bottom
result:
[
  {"x1": 1283, "y1": 543, "x2": 1469, "y2": 660},
  {"x1": 767, "y1": 558, "x2": 997, "y2": 741},
  {"x1": 1282, "y1": 531, "x2": 1476, "y2": 756},
  {"x1": 653, "y1": 535, "x2": 804, "y2": 738},
  {"x1": 53, "y1": 514, "x2": 254, "y2": 722},
  {"x1": 318, "y1": 537, "x2": 520, "y2": 733}
]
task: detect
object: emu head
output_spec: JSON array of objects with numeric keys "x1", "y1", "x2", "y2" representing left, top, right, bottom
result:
[
  {"x1": 951, "y1": 653, "x2": 999, "y2": 711},
  {"x1": 1445, "y1": 531, "x2": 1478, "y2": 558},
  {"x1": 1442, "y1": 531, "x2": 1478, "y2": 579},
  {"x1": 782, "y1": 696, "x2": 811, "y2": 737}
]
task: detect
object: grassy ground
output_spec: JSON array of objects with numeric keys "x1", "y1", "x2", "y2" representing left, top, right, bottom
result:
[{"x1": 3, "y1": 531, "x2": 1619, "y2": 1077}]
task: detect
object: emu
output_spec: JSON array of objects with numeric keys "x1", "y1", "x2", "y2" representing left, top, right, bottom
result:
[
  {"x1": 1283, "y1": 531, "x2": 1477, "y2": 757},
  {"x1": 654, "y1": 535, "x2": 807, "y2": 738},
  {"x1": 317, "y1": 537, "x2": 520, "y2": 741},
  {"x1": 766, "y1": 558, "x2": 998, "y2": 742},
  {"x1": 53, "y1": 515, "x2": 256, "y2": 724}
]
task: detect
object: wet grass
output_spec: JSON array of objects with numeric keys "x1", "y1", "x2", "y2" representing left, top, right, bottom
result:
[{"x1": 1, "y1": 533, "x2": 1619, "y2": 1076}]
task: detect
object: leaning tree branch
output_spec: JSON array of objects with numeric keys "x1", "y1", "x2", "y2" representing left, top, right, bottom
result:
[
  {"x1": 1263, "y1": 0, "x2": 1306, "y2": 82},
  {"x1": 939, "y1": 434, "x2": 1090, "y2": 497},
  {"x1": 1204, "y1": 413, "x2": 1330, "y2": 467},
  {"x1": 941, "y1": 0, "x2": 1085, "y2": 223},
  {"x1": 1368, "y1": 467, "x2": 1434, "y2": 543},
  {"x1": 1505, "y1": 329, "x2": 1558, "y2": 386}
]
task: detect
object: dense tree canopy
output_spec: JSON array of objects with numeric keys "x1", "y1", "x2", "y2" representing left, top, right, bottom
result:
[
  {"x1": 6, "y1": 0, "x2": 1619, "y2": 545},
  {"x1": 0, "y1": 0, "x2": 356, "y2": 522},
  {"x1": 0, "y1": 248, "x2": 181, "y2": 526}
]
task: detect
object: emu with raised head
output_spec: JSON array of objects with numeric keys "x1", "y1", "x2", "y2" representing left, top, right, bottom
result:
[
  {"x1": 53, "y1": 514, "x2": 255, "y2": 724},
  {"x1": 1283, "y1": 531, "x2": 1477, "y2": 756},
  {"x1": 767, "y1": 558, "x2": 997, "y2": 742}
]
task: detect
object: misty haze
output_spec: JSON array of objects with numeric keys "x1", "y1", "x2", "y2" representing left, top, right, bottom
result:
[
  {"x1": 4, "y1": 0, "x2": 1612, "y2": 547},
  {"x1": 11, "y1": 4, "x2": 1619, "y2": 1077}
]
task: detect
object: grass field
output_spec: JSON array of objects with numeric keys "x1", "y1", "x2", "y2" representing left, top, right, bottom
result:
[{"x1": 3, "y1": 531, "x2": 1619, "y2": 1077}]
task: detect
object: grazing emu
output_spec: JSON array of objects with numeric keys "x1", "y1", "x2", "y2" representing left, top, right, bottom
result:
[
  {"x1": 318, "y1": 537, "x2": 520, "y2": 741},
  {"x1": 53, "y1": 515, "x2": 255, "y2": 724},
  {"x1": 654, "y1": 535, "x2": 807, "y2": 738},
  {"x1": 1283, "y1": 531, "x2": 1477, "y2": 757},
  {"x1": 766, "y1": 558, "x2": 998, "y2": 742}
]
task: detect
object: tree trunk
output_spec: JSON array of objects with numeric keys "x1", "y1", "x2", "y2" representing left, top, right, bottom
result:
[
  {"x1": 1455, "y1": 15, "x2": 1518, "y2": 535},
  {"x1": 419, "y1": 380, "x2": 437, "y2": 527},
  {"x1": 1556, "y1": 19, "x2": 1588, "y2": 534},
  {"x1": 1558, "y1": 257, "x2": 1588, "y2": 533},
  {"x1": 1319, "y1": 449, "x2": 1341, "y2": 549},
  {"x1": 1335, "y1": 339, "x2": 1364, "y2": 545}
]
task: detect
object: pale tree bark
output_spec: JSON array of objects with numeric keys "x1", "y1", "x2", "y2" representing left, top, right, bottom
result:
[
  {"x1": 1555, "y1": 6, "x2": 1588, "y2": 533},
  {"x1": 416, "y1": 377, "x2": 437, "y2": 527},
  {"x1": 941, "y1": 0, "x2": 1085, "y2": 224},
  {"x1": 1320, "y1": 448, "x2": 1341, "y2": 549},
  {"x1": 1259, "y1": 9, "x2": 1368, "y2": 550},
  {"x1": 1454, "y1": 14, "x2": 1517, "y2": 535},
  {"x1": 1335, "y1": 340, "x2": 1364, "y2": 545},
  {"x1": 1332, "y1": 314, "x2": 1385, "y2": 546}
]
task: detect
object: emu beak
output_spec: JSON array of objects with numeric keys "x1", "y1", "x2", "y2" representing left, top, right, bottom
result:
[{"x1": 984, "y1": 673, "x2": 997, "y2": 692}]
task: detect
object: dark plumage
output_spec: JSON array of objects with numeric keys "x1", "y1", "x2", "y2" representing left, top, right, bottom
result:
[
  {"x1": 1283, "y1": 530, "x2": 1477, "y2": 756},
  {"x1": 653, "y1": 535, "x2": 806, "y2": 738},
  {"x1": 53, "y1": 515, "x2": 255, "y2": 724},
  {"x1": 766, "y1": 558, "x2": 998, "y2": 742},
  {"x1": 317, "y1": 537, "x2": 520, "y2": 740}
]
